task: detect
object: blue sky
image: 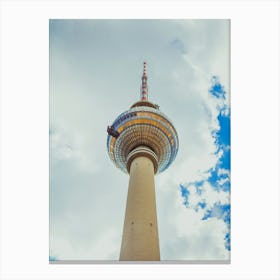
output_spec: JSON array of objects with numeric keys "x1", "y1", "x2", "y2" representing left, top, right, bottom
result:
[
  {"x1": 180, "y1": 76, "x2": 230, "y2": 252},
  {"x1": 49, "y1": 19, "x2": 230, "y2": 261}
]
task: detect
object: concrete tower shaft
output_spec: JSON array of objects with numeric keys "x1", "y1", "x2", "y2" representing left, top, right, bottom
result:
[{"x1": 120, "y1": 147, "x2": 160, "y2": 260}]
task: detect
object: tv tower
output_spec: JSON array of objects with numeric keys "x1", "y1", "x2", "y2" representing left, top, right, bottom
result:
[{"x1": 107, "y1": 62, "x2": 179, "y2": 261}]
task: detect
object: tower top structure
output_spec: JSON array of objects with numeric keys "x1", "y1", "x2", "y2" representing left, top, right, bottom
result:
[{"x1": 107, "y1": 62, "x2": 179, "y2": 174}]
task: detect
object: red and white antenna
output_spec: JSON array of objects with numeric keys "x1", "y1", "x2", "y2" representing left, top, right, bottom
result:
[{"x1": 141, "y1": 62, "x2": 148, "y2": 101}]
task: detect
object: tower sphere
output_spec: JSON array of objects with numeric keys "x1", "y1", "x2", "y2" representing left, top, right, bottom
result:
[{"x1": 107, "y1": 63, "x2": 178, "y2": 174}]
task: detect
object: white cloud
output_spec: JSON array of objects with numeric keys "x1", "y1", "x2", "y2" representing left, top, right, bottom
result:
[{"x1": 157, "y1": 188, "x2": 229, "y2": 260}]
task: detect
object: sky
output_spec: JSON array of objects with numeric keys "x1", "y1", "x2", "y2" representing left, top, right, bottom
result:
[{"x1": 49, "y1": 19, "x2": 230, "y2": 261}]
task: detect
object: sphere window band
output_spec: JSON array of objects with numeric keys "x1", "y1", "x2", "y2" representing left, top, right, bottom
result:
[
  {"x1": 112, "y1": 109, "x2": 177, "y2": 143},
  {"x1": 106, "y1": 106, "x2": 177, "y2": 144}
]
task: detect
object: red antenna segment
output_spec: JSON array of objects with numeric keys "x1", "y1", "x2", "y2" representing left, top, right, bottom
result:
[{"x1": 141, "y1": 62, "x2": 148, "y2": 101}]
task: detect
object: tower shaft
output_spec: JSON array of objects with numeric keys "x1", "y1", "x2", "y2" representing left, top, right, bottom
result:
[{"x1": 119, "y1": 154, "x2": 160, "y2": 261}]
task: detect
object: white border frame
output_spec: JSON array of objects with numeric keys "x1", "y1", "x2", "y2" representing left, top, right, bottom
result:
[{"x1": 1, "y1": 1, "x2": 279, "y2": 279}]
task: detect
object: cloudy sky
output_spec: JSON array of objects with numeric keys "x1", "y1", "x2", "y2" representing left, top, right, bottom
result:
[{"x1": 49, "y1": 19, "x2": 230, "y2": 262}]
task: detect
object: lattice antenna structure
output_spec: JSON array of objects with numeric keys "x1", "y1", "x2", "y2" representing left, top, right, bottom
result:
[{"x1": 141, "y1": 61, "x2": 148, "y2": 101}]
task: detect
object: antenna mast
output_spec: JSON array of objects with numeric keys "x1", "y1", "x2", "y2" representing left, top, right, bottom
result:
[{"x1": 141, "y1": 62, "x2": 148, "y2": 101}]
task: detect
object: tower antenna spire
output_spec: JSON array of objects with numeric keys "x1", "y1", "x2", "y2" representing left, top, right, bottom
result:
[{"x1": 141, "y1": 62, "x2": 148, "y2": 101}]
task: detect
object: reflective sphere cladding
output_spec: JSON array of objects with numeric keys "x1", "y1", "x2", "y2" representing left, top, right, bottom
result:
[{"x1": 107, "y1": 105, "x2": 179, "y2": 174}]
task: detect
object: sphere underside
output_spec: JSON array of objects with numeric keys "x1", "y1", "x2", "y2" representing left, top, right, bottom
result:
[{"x1": 107, "y1": 106, "x2": 179, "y2": 174}]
